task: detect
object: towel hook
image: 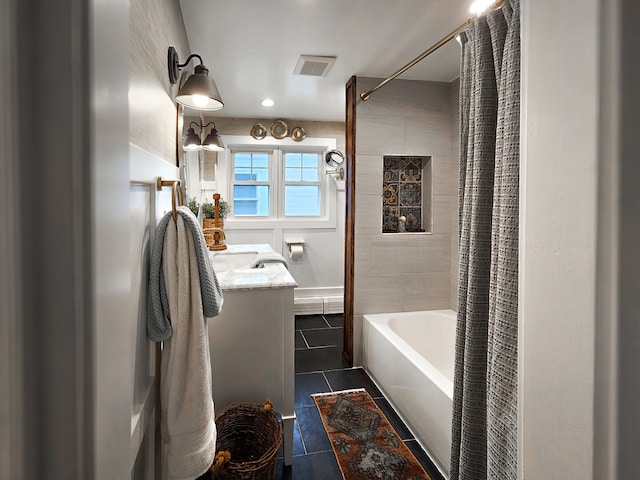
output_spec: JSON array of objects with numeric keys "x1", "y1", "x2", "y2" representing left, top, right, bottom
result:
[{"x1": 157, "y1": 177, "x2": 184, "y2": 222}]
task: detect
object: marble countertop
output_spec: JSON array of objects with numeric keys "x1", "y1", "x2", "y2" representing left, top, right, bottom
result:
[{"x1": 208, "y1": 244, "x2": 297, "y2": 291}]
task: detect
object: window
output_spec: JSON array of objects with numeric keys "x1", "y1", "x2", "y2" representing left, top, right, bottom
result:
[
  {"x1": 232, "y1": 152, "x2": 270, "y2": 216},
  {"x1": 284, "y1": 152, "x2": 321, "y2": 216},
  {"x1": 230, "y1": 148, "x2": 323, "y2": 219}
]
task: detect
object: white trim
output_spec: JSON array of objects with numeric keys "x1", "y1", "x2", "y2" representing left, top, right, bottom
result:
[
  {"x1": 293, "y1": 288, "x2": 344, "y2": 315},
  {"x1": 294, "y1": 286, "x2": 344, "y2": 298}
]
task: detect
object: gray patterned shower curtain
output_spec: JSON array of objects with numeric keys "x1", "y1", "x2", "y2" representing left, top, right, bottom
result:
[{"x1": 450, "y1": 0, "x2": 520, "y2": 479}]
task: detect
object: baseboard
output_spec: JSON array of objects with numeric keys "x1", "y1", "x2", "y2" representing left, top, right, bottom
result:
[
  {"x1": 294, "y1": 290, "x2": 344, "y2": 316},
  {"x1": 323, "y1": 296, "x2": 344, "y2": 314},
  {"x1": 294, "y1": 297, "x2": 324, "y2": 315}
]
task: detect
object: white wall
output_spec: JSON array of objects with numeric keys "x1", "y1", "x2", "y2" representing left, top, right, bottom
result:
[
  {"x1": 519, "y1": 1, "x2": 598, "y2": 478},
  {"x1": 93, "y1": 0, "x2": 132, "y2": 477}
]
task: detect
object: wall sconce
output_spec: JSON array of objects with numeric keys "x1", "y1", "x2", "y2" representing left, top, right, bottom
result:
[
  {"x1": 168, "y1": 46, "x2": 224, "y2": 111},
  {"x1": 183, "y1": 121, "x2": 225, "y2": 151}
]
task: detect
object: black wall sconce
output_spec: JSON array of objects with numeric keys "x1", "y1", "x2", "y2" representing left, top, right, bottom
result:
[
  {"x1": 168, "y1": 46, "x2": 224, "y2": 111},
  {"x1": 183, "y1": 121, "x2": 225, "y2": 151}
]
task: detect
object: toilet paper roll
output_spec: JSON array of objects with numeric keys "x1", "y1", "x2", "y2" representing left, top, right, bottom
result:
[{"x1": 289, "y1": 244, "x2": 304, "y2": 260}]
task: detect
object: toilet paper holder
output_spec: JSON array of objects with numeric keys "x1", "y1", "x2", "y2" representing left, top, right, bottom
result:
[{"x1": 285, "y1": 241, "x2": 305, "y2": 256}]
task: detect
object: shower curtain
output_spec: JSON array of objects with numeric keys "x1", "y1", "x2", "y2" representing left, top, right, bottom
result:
[{"x1": 450, "y1": 0, "x2": 520, "y2": 479}]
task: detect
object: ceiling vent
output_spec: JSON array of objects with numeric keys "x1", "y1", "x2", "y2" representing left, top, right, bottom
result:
[{"x1": 293, "y1": 55, "x2": 337, "y2": 77}]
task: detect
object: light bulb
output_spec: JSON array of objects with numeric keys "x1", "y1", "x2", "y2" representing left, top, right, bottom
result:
[
  {"x1": 191, "y1": 95, "x2": 209, "y2": 108},
  {"x1": 261, "y1": 98, "x2": 275, "y2": 107},
  {"x1": 469, "y1": 0, "x2": 496, "y2": 14}
]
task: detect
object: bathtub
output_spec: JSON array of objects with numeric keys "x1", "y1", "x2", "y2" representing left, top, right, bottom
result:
[{"x1": 363, "y1": 309, "x2": 456, "y2": 478}]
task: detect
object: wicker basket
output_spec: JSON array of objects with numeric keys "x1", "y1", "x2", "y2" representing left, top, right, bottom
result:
[{"x1": 211, "y1": 401, "x2": 283, "y2": 480}]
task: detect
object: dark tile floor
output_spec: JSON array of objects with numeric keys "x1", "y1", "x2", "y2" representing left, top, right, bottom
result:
[
  {"x1": 199, "y1": 313, "x2": 444, "y2": 480},
  {"x1": 274, "y1": 313, "x2": 445, "y2": 480}
]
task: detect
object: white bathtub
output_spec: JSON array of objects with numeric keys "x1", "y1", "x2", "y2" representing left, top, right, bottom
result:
[{"x1": 363, "y1": 309, "x2": 456, "y2": 478}]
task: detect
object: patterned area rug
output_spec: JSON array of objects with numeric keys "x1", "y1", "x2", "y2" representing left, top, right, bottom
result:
[{"x1": 312, "y1": 389, "x2": 431, "y2": 480}]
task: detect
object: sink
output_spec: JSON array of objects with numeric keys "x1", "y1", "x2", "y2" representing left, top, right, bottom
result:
[{"x1": 211, "y1": 251, "x2": 259, "y2": 272}]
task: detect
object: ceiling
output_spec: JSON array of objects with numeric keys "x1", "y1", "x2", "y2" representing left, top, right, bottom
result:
[{"x1": 179, "y1": 0, "x2": 471, "y2": 122}]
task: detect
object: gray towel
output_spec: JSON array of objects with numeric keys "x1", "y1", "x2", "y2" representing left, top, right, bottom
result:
[
  {"x1": 251, "y1": 252, "x2": 289, "y2": 270},
  {"x1": 147, "y1": 206, "x2": 223, "y2": 342}
]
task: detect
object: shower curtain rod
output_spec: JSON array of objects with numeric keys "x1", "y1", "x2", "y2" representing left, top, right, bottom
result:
[{"x1": 360, "y1": 0, "x2": 505, "y2": 101}]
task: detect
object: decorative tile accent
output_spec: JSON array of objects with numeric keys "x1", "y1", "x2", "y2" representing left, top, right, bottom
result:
[
  {"x1": 399, "y1": 183, "x2": 421, "y2": 206},
  {"x1": 400, "y1": 207, "x2": 422, "y2": 232},
  {"x1": 382, "y1": 156, "x2": 428, "y2": 233},
  {"x1": 383, "y1": 158, "x2": 400, "y2": 182},
  {"x1": 383, "y1": 207, "x2": 399, "y2": 233},
  {"x1": 399, "y1": 159, "x2": 422, "y2": 182},
  {"x1": 382, "y1": 184, "x2": 399, "y2": 205}
]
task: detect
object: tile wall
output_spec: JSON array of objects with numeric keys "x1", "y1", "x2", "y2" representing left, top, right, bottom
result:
[{"x1": 353, "y1": 77, "x2": 458, "y2": 364}]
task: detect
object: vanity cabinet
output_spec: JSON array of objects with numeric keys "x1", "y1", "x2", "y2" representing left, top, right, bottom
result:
[{"x1": 208, "y1": 245, "x2": 296, "y2": 465}]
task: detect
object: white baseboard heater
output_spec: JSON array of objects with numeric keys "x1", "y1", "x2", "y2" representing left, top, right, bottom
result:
[{"x1": 294, "y1": 295, "x2": 343, "y2": 315}]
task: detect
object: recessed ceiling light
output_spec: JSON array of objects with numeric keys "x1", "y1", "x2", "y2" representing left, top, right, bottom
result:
[
  {"x1": 261, "y1": 98, "x2": 275, "y2": 107},
  {"x1": 469, "y1": 0, "x2": 496, "y2": 14}
]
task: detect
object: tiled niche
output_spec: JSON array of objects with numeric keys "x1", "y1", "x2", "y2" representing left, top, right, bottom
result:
[{"x1": 382, "y1": 155, "x2": 432, "y2": 233}]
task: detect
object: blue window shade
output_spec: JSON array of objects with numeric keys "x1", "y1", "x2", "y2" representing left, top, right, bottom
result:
[{"x1": 285, "y1": 185, "x2": 320, "y2": 216}]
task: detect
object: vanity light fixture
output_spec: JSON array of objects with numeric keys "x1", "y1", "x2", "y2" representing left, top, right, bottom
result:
[
  {"x1": 183, "y1": 126, "x2": 202, "y2": 151},
  {"x1": 168, "y1": 46, "x2": 224, "y2": 111},
  {"x1": 201, "y1": 124, "x2": 225, "y2": 151},
  {"x1": 183, "y1": 121, "x2": 225, "y2": 151}
]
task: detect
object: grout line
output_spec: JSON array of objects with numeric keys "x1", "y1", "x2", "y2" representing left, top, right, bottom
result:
[
  {"x1": 299, "y1": 331, "x2": 311, "y2": 349},
  {"x1": 297, "y1": 326, "x2": 337, "y2": 332},
  {"x1": 295, "y1": 418, "x2": 309, "y2": 455},
  {"x1": 320, "y1": 314, "x2": 332, "y2": 328},
  {"x1": 321, "y1": 371, "x2": 333, "y2": 392},
  {"x1": 320, "y1": 366, "x2": 360, "y2": 374},
  {"x1": 296, "y1": 368, "x2": 325, "y2": 375}
]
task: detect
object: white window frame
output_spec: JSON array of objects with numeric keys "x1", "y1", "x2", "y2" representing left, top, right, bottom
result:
[
  {"x1": 218, "y1": 135, "x2": 338, "y2": 230},
  {"x1": 280, "y1": 148, "x2": 325, "y2": 218},
  {"x1": 230, "y1": 148, "x2": 275, "y2": 217}
]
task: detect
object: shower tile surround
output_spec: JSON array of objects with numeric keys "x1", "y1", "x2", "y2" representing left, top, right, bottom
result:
[{"x1": 353, "y1": 77, "x2": 458, "y2": 365}]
